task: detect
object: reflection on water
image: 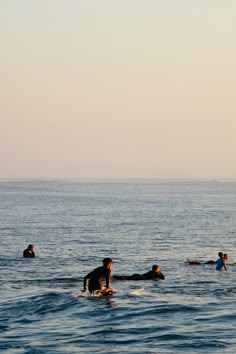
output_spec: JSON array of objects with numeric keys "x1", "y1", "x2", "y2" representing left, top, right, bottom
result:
[{"x1": 0, "y1": 180, "x2": 236, "y2": 353}]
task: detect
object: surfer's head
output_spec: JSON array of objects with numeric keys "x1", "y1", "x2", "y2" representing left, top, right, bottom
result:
[
  {"x1": 152, "y1": 264, "x2": 160, "y2": 272},
  {"x1": 223, "y1": 253, "x2": 228, "y2": 261},
  {"x1": 218, "y1": 252, "x2": 223, "y2": 259},
  {"x1": 28, "y1": 244, "x2": 34, "y2": 251},
  {"x1": 103, "y1": 257, "x2": 113, "y2": 269}
]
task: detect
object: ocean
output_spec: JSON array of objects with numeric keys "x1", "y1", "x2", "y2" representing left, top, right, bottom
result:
[{"x1": 0, "y1": 179, "x2": 236, "y2": 354}]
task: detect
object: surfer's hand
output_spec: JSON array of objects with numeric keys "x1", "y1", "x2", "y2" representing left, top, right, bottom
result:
[{"x1": 82, "y1": 288, "x2": 86, "y2": 292}]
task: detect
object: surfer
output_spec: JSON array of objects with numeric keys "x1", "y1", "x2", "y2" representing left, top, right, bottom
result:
[
  {"x1": 23, "y1": 244, "x2": 35, "y2": 258},
  {"x1": 113, "y1": 264, "x2": 165, "y2": 280},
  {"x1": 142, "y1": 264, "x2": 165, "y2": 279},
  {"x1": 216, "y1": 252, "x2": 227, "y2": 271},
  {"x1": 185, "y1": 253, "x2": 229, "y2": 266},
  {"x1": 185, "y1": 259, "x2": 213, "y2": 265},
  {"x1": 82, "y1": 257, "x2": 113, "y2": 295}
]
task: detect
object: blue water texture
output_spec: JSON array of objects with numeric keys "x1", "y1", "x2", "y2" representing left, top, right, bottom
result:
[{"x1": 0, "y1": 179, "x2": 236, "y2": 353}]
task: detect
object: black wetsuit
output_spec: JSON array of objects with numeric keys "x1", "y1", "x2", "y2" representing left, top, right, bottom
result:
[
  {"x1": 23, "y1": 249, "x2": 35, "y2": 258},
  {"x1": 142, "y1": 270, "x2": 165, "y2": 280},
  {"x1": 84, "y1": 266, "x2": 111, "y2": 293},
  {"x1": 113, "y1": 274, "x2": 142, "y2": 280},
  {"x1": 113, "y1": 271, "x2": 165, "y2": 281},
  {"x1": 204, "y1": 260, "x2": 216, "y2": 265}
]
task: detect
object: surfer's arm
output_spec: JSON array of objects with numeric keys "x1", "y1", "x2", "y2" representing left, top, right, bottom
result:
[
  {"x1": 83, "y1": 274, "x2": 89, "y2": 291},
  {"x1": 106, "y1": 270, "x2": 111, "y2": 288},
  {"x1": 159, "y1": 272, "x2": 165, "y2": 279}
]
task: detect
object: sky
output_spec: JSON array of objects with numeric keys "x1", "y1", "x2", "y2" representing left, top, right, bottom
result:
[{"x1": 1, "y1": 0, "x2": 236, "y2": 179}]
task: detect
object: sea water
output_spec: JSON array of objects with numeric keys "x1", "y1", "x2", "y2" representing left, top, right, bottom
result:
[{"x1": 0, "y1": 179, "x2": 236, "y2": 354}]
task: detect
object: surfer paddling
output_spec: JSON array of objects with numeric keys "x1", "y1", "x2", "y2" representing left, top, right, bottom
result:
[
  {"x1": 82, "y1": 257, "x2": 113, "y2": 296},
  {"x1": 113, "y1": 264, "x2": 165, "y2": 281},
  {"x1": 185, "y1": 253, "x2": 229, "y2": 269}
]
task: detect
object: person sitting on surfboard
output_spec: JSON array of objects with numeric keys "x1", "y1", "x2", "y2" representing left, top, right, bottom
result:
[
  {"x1": 23, "y1": 244, "x2": 35, "y2": 258},
  {"x1": 113, "y1": 264, "x2": 165, "y2": 280},
  {"x1": 82, "y1": 257, "x2": 113, "y2": 295}
]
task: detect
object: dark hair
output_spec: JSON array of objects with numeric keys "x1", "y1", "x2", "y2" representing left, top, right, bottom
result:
[
  {"x1": 103, "y1": 257, "x2": 112, "y2": 266},
  {"x1": 28, "y1": 244, "x2": 34, "y2": 249},
  {"x1": 152, "y1": 264, "x2": 159, "y2": 271},
  {"x1": 218, "y1": 252, "x2": 223, "y2": 258}
]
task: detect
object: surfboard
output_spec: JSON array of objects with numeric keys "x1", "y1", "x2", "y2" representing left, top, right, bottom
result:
[
  {"x1": 128, "y1": 288, "x2": 144, "y2": 295},
  {"x1": 72, "y1": 289, "x2": 116, "y2": 298},
  {"x1": 95, "y1": 289, "x2": 114, "y2": 297}
]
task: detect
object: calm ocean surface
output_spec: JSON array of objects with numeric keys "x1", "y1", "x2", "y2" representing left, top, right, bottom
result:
[{"x1": 0, "y1": 179, "x2": 236, "y2": 354}]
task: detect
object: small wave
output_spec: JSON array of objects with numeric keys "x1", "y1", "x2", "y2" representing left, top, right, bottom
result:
[
  {"x1": 5, "y1": 277, "x2": 81, "y2": 288},
  {"x1": 0, "y1": 291, "x2": 77, "y2": 325},
  {"x1": 173, "y1": 339, "x2": 230, "y2": 350}
]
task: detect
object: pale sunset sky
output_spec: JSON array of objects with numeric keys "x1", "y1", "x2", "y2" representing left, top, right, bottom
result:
[{"x1": 1, "y1": 0, "x2": 235, "y2": 179}]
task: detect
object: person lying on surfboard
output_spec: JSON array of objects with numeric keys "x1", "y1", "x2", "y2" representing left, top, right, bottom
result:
[
  {"x1": 82, "y1": 257, "x2": 113, "y2": 295},
  {"x1": 113, "y1": 264, "x2": 165, "y2": 281},
  {"x1": 185, "y1": 253, "x2": 229, "y2": 266}
]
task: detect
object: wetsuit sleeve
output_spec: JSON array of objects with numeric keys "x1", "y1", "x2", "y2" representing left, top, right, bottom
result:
[
  {"x1": 159, "y1": 272, "x2": 165, "y2": 279},
  {"x1": 106, "y1": 269, "x2": 111, "y2": 288},
  {"x1": 223, "y1": 260, "x2": 227, "y2": 271},
  {"x1": 83, "y1": 272, "x2": 91, "y2": 290},
  {"x1": 32, "y1": 251, "x2": 35, "y2": 257}
]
